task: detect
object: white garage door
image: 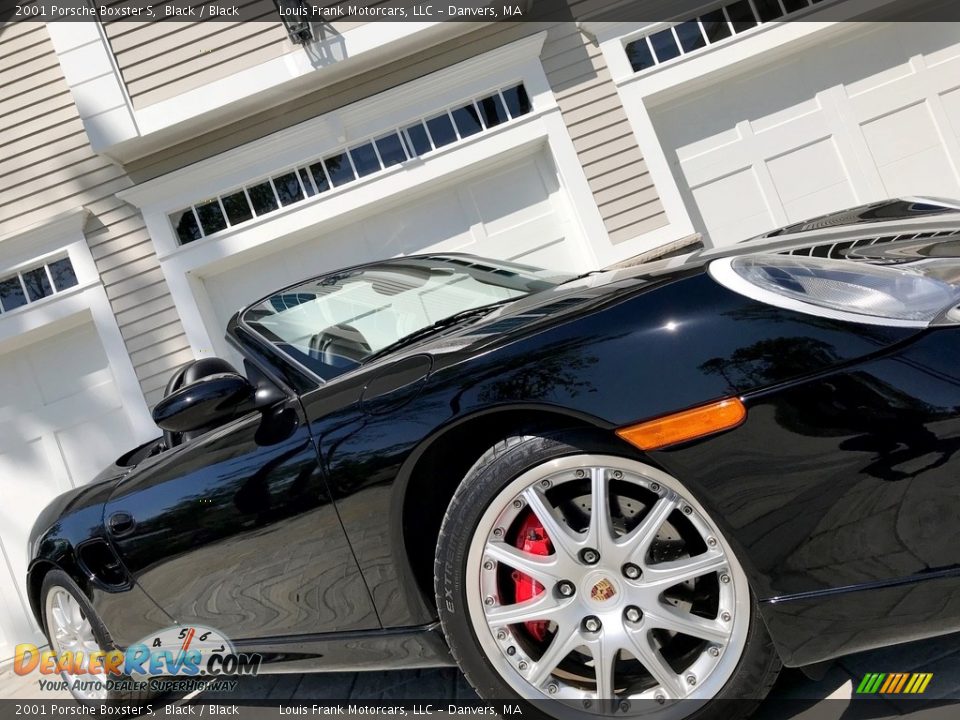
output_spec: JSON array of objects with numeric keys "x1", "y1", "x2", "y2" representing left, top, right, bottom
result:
[
  {"x1": 650, "y1": 23, "x2": 960, "y2": 246},
  {"x1": 202, "y1": 151, "x2": 588, "y2": 344},
  {"x1": 0, "y1": 317, "x2": 137, "y2": 661}
]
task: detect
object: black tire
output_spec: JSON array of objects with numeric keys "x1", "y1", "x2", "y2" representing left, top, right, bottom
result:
[
  {"x1": 434, "y1": 432, "x2": 781, "y2": 719},
  {"x1": 40, "y1": 569, "x2": 156, "y2": 704}
]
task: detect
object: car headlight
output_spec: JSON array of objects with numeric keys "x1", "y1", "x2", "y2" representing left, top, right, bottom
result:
[{"x1": 709, "y1": 254, "x2": 960, "y2": 327}]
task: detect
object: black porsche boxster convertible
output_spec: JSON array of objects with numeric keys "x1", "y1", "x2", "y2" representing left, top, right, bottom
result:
[{"x1": 27, "y1": 198, "x2": 960, "y2": 717}]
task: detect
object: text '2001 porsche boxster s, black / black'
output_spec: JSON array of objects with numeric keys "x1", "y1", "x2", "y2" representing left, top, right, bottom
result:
[{"x1": 26, "y1": 198, "x2": 960, "y2": 718}]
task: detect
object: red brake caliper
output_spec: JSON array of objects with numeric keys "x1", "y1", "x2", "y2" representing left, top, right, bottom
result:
[{"x1": 511, "y1": 510, "x2": 554, "y2": 641}]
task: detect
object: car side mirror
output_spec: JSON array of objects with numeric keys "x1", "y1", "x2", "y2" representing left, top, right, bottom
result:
[{"x1": 152, "y1": 372, "x2": 257, "y2": 434}]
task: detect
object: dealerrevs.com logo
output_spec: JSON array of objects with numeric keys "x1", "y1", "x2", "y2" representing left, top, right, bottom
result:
[{"x1": 14, "y1": 625, "x2": 261, "y2": 694}]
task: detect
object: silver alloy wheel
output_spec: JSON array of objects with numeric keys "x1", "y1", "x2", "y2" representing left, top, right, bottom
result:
[
  {"x1": 45, "y1": 587, "x2": 108, "y2": 701},
  {"x1": 466, "y1": 455, "x2": 750, "y2": 717}
]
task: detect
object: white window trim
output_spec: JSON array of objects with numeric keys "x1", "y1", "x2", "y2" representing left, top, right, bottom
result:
[
  {"x1": 119, "y1": 32, "x2": 612, "y2": 359},
  {"x1": 587, "y1": 0, "x2": 904, "y2": 250},
  {"x1": 45, "y1": 21, "x2": 476, "y2": 159},
  {"x1": 0, "y1": 209, "x2": 156, "y2": 444}
]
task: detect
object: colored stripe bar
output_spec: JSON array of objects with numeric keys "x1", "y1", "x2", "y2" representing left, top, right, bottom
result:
[
  {"x1": 894, "y1": 673, "x2": 910, "y2": 693},
  {"x1": 856, "y1": 674, "x2": 875, "y2": 693},
  {"x1": 904, "y1": 674, "x2": 920, "y2": 693},
  {"x1": 918, "y1": 673, "x2": 933, "y2": 693},
  {"x1": 869, "y1": 673, "x2": 887, "y2": 693}
]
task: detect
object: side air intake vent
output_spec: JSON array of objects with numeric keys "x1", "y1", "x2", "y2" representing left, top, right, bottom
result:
[{"x1": 77, "y1": 539, "x2": 128, "y2": 588}]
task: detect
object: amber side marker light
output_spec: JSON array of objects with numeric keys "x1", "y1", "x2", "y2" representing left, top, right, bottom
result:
[{"x1": 616, "y1": 398, "x2": 747, "y2": 451}]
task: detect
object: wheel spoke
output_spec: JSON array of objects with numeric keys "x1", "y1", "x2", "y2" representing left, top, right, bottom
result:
[
  {"x1": 521, "y1": 487, "x2": 583, "y2": 561},
  {"x1": 589, "y1": 635, "x2": 616, "y2": 699},
  {"x1": 626, "y1": 628, "x2": 686, "y2": 699},
  {"x1": 485, "y1": 593, "x2": 567, "y2": 627},
  {"x1": 69, "y1": 600, "x2": 84, "y2": 633},
  {"x1": 643, "y1": 551, "x2": 727, "y2": 589},
  {"x1": 586, "y1": 467, "x2": 615, "y2": 553},
  {"x1": 618, "y1": 495, "x2": 677, "y2": 565},
  {"x1": 527, "y1": 623, "x2": 579, "y2": 687},
  {"x1": 646, "y1": 605, "x2": 730, "y2": 644},
  {"x1": 484, "y1": 541, "x2": 562, "y2": 586},
  {"x1": 51, "y1": 606, "x2": 70, "y2": 639}
]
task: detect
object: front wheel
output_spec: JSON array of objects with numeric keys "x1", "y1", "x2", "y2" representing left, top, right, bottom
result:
[
  {"x1": 41, "y1": 569, "x2": 154, "y2": 703},
  {"x1": 434, "y1": 433, "x2": 780, "y2": 719}
]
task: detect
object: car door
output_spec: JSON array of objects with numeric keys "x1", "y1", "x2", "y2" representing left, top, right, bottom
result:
[
  {"x1": 103, "y1": 373, "x2": 379, "y2": 641},
  {"x1": 299, "y1": 352, "x2": 436, "y2": 628}
]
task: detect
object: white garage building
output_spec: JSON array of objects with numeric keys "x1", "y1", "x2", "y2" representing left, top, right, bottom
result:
[{"x1": 1, "y1": 3, "x2": 959, "y2": 662}]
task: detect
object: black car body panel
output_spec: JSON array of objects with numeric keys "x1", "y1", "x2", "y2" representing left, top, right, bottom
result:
[{"x1": 27, "y1": 203, "x2": 960, "y2": 672}]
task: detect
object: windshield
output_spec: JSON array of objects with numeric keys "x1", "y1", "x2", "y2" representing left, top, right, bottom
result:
[{"x1": 241, "y1": 255, "x2": 570, "y2": 380}]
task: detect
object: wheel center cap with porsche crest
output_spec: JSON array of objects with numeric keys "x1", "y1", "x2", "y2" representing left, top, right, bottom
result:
[
  {"x1": 584, "y1": 573, "x2": 621, "y2": 606},
  {"x1": 591, "y1": 578, "x2": 616, "y2": 602}
]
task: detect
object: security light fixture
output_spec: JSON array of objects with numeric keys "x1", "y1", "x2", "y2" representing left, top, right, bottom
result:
[{"x1": 275, "y1": 0, "x2": 314, "y2": 45}]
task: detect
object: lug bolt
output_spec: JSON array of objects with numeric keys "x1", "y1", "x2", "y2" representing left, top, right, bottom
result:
[
  {"x1": 721, "y1": 611, "x2": 731, "y2": 622},
  {"x1": 650, "y1": 482, "x2": 660, "y2": 492},
  {"x1": 687, "y1": 674, "x2": 697, "y2": 686},
  {"x1": 709, "y1": 646, "x2": 720, "y2": 657},
  {"x1": 483, "y1": 561, "x2": 494, "y2": 570},
  {"x1": 623, "y1": 563, "x2": 642, "y2": 579},
  {"x1": 557, "y1": 581, "x2": 575, "y2": 597},
  {"x1": 547, "y1": 683, "x2": 558, "y2": 695},
  {"x1": 583, "y1": 700, "x2": 592, "y2": 709},
  {"x1": 484, "y1": 596, "x2": 495, "y2": 606},
  {"x1": 720, "y1": 573, "x2": 730, "y2": 584},
  {"x1": 583, "y1": 616, "x2": 601, "y2": 633},
  {"x1": 513, "y1": 499, "x2": 523, "y2": 509},
  {"x1": 518, "y1": 661, "x2": 528, "y2": 671},
  {"x1": 613, "y1": 470, "x2": 623, "y2": 479},
  {"x1": 541, "y1": 480, "x2": 551, "y2": 489},
  {"x1": 493, "y1": 527, "x2": 504, "y2": 538},
  {"x1": 707, "y1": 537, "x2": 717, "y2": 547},
  {"x1": 580, "y1": 548, "x2": 600, "y2": 565},
  {"x1": 682, "y1": 505, "x2": 693, "y2": 516},
  {"x1": 619, "y1": 701, "x2": 629, "y2": 713},
  {"x1": 655, "y1": 694, "x2": 665, "y2": 705},
  {"x1": 496, "y1": 630, "x2": 507, "y2": 641},
  {"x1": 624, "y1": 606, "x2": 642, "y2": 623},
  {"x1": 576, "y1": 469, "x2": 585, "y2": 478},
  {"x1": 506, "y1": 646, "x2": 516, "y2": 656}
]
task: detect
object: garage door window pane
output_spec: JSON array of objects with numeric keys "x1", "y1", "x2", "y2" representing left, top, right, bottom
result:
[
  {"x1": 426, "y1": 113, "x2": 457, "y2": 148},
  {"x1": 501, "y1": 85, "x2": 531, "y2": 118},
  {"x1": 222, "y1": 191, "x2": 253, "y2": 225},
  {"x1": 273, "y1": 171, "x2": 305, "y2": 206},
  {"x1": 309, "y1": 162, "x2": 331, "y2": 193},
  {"x1": 726, "y1": 0, "x2": 757, "y2": 32},
  {"x1": 0, "y1": 276, "x2": 27, "y2": 312},
  {"x1": 452, "y1": 104, "x2": 483, "y2": 138},
  {"x1": 675, "y1": 21, "x2": 706, "y2": 52},
  {"x1": 248, "y1": 182, "x2": 279, "y2": 215},
  {"x1": 403, "y1": 122, "x2": 432, "y2": 156},
  {"x1": 298, "y1": 168, "x2": 317, "y2": 197},
  {"x1": 783, "y1": 0, "x2": 810, "y2": 9},
  {"x1": 349, "y1": 142, "x2": 381, "y2": 178},
  {"x1": 171, "y1": 209, "x2": 202, "y2": 244},
  {"x1": 196, "y1": 200, "x2": 228, "y2": 235},
  {"x1": 375, "y1": 132, "x2": 408, "y2": 168},
  {"x1": 325, "y1": 153, "x2": 355, "y2": 187},
  {"x1": 700, "y1": 10, "x2": 732, "y2": 42},
  {"x1": 22, "y1": 267, "x2": 52, "y2": 302},
  {"x1": 477, "y1": 94, "x2": 508, "y2": 128},
  {"x1": 625, "y1": 38, "x2": 655, "y2": 71},
  {"x1": 753, "y1": 0, "x2": 784, "y2": 20},
  {"x1": 649, "y1": 28, "x2": 681, "y2": 63},
  {"x1": 48, "y1": 258, "x2": 78, "y2": 292}
]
